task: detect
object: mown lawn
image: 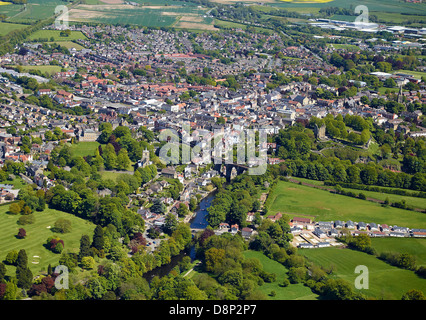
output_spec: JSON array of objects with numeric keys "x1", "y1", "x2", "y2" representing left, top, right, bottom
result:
[
  {"x1": 243, "y1": 250, "x2": 319, "y2": 300},
  {"x1": 69, "y1": 141, "x2": 100, "y2": 158},
  {"x1": 267, "y1": 180, "x2": 426, "y2": 229},
  {"x1": 301, "y1": 247, "x2": 426, "y2": 300},
  {"x1": 0, "y1": 205, "x2": 95, "y2": 277}
]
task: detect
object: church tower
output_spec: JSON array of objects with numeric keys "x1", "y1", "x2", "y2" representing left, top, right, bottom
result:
[
  {"x1": 397, "y1": 84, "x2": 403, "y2": 104},
  {"x1": 141, "y1": 148, "x2": 150, "y2": 168}
]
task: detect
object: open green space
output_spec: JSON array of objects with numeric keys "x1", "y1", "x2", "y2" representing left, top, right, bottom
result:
[
  {"x1": 99, "y1": 170, "x2": 133, "y2": 182},
  {"x1": 0, "y1": 205, "x2": 96, "y2": 277},
  {"x1": 243, "y1": 250, "x2": 319, "y2": 300},
  {"x1": 0, "y1": 21, "x2": 28, "y2": 36},
  {"x1": 392, "y1": 69, "x2": 426, "y2": 80},
  {"x1": 291, "y1": 177, "x2": 425, "y2": 207},
  {"x1": 370, "y1": 238, "x2": 426, "y2": 267},
  {"x1": 301, "y1": 247, "x2": 426, "y2": 300},
  {"x1": 10, "y1": 64, "x2": 62, "y2": 75},
  {"x1": 339, "y1": 186, "x2": 426, "y2": 210},
  {"x1": 267, "y1": 180, "x2": 426, "y2": 228},
  {"x1": 27, "y1": 29, "x2": 88, "y2": 42},
  {"x1": 46, "y1": 41, "x2": 85, "y2": 50},
  {"x1": 327, "y1": 43, "x2": 360, "y2": 51},
  {"x1": 2, "y1": 0, "x2": 67, "y2": 23},
  {"x1": 69, "y1": 141, "x2": 100, "y2": 158},
  {"x1": 292, "y1": 177, "x2": 426, "y2": 209}
]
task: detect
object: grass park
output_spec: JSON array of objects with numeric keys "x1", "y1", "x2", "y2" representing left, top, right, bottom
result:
[
  {"x1": 0, "y1": 204, "x2": 95, "y2": 277},
  {"x1": 266, "y1": 179, "x2": 426, "y2": 229}
]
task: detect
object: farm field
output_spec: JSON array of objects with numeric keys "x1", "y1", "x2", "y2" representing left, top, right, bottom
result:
[
  {"x1": 370, "y1": 238, "x2": 426, "y2": 267},
  {"x1": 0, "y1": 21, "x2": 28, "y2": 36},
  {"x1": 301, "y1": 247, "x2": 426, "y2": 300},
  {"x1": 339, "y1": 186, "x2": 426, "y2": 210},
  {"x1": 0, "y1": 205, "x2": 95, "y2": 277},
  {"x1": 243, "y1": 250, "x2": 320, "y2": 300},
  {"x1": 291, "y1": 177, "x2": 426, "y2": 210},
  {"x1": 266, "y1": 180, "x2": 426, "y2": 229},
  {"x1": 61, "y1": 2, "x2": 210, "y2": 28},
  {"x1": 2, "y1": 0, "x2": 66, "y2": 23}
]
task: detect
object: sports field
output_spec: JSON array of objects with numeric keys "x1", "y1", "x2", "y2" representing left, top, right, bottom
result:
[
  {"x1": 0, "y1": 205, "x2": 95, "y2": 276},
  {"x1": 266, "y1": 180, "x2": 426, "y2": 229},
  {"x1": 27, "y1": 29, "x2": 87, "y2": 42},
  {"x1": 301, "y1": 247, "x2": 426, "y2": 300},
  {"x1": 69, "y1": 141, "x2": 100, "y2": 158}
]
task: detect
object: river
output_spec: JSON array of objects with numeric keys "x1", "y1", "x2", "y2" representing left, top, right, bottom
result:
[
  {"x1": 143, "y1": 191, "x2": 216, "y2": 282},
  {"x1": 189, "y1": 191, "x2": 216, "y2": 230}
]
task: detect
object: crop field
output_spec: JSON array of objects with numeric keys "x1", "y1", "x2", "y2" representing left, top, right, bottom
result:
[
  {"x1": 62, "y1": 2, "x2": 211, "y2": 28},
  {"x1": 266, "y1": 180, "x2": 426, "y2": 229},
  {"x1": 271, "y1": 0, "x2": 426, "y2": 15},
  {"x1": 1, "y1": 0, "x2": 66, "y2": 23},
  {"x1": 301, "y1": 247, "x2": 426, "y2": 300},
  {"x1": 0, "y1": 205, "x2": 95, "y2": 277}
]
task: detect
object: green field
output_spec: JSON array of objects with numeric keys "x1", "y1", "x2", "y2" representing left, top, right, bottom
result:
[
  {"x1": 0, "y1": 205, "x2": 95, "y2": 277},
  {"x1": 243, "y1": 250, "x2": 319, "y2": 300},
  {"x1": 327, "y1": 43, "x2": 360, "y2": 51},
  {"x1": 1, "y1": 0, "x2": 66, "y2": 23},
  {"x1": 292, "y1": 177, "x2": 426, "y2": 210},
  {"x1": 46, "y1": 41, "x2": 85, "y2": 50},
  {"x1": 27, "y1": 30, "x2": 88, "y2": 42},
  {"x1": 64, "y1": 2, "x2": 209, "y2": 28},
  {"x1": 267, "y1": 180, "x2": 426, "y2": 228},
  {"x1": 392, "y1": 69, "x2": 426, "y2": 80},
  {"x1": 69, "y1": 141, "x2": 100, "y2": 158},
  {"x1": 339, "y1": 186, "x2": 426, "y2": 210},
  {"x1": 301, "y1": 247, "x2": 426, "y2": 300},
  {"x1": 370, "y1": 238, "x2": 426, "y2": 267},
  {"x1": 10, "y1": 64, "x2": 62, "y2": 75},
  {"x1": 0, "y1": 21, "x2": 28, "y2": 36}
]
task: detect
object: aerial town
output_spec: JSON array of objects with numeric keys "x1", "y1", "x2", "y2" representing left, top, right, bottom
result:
[{"x1": 0, "y1": 0, "x2": 425, "y2": 305}]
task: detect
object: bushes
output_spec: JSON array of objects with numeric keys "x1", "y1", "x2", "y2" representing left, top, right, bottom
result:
[
  {"x1": 378, "y1": 252, "x2": 417, "y2": 271},
  {"x1": 325, "y1": 181, "x2": 426, "y2": 198},
  {"x1": 46, "y1": 236, "x2": 64, "y2": 254}
]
